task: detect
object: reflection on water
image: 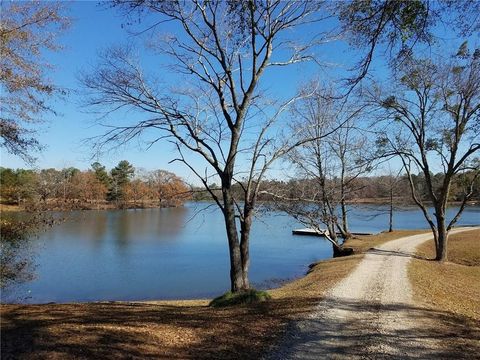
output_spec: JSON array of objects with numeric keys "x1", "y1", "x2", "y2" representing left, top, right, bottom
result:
[
  {"x1": 1, "y1": 203, "x2": 478, "y2": 304},
  {"x1": 44, "y1": 207, "x2": 189, "y2": 251},
  {"x1": 0, "y1": 213, "x2": 48, "y2": 301}
]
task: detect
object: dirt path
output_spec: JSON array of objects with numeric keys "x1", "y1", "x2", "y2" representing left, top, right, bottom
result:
[{"x1": 268, "y1": 228, "x2": 479, "y2": 359}]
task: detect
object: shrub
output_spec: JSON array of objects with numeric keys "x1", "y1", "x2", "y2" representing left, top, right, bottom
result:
[{"x1": 209, "y1": 289, "x2": 271, "y2": 308}]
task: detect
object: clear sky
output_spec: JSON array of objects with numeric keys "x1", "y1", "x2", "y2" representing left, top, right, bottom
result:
[{"x1": 0, "y1": 1, "x2": 474, "y2": 184}]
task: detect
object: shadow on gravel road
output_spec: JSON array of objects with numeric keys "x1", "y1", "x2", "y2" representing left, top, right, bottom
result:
[
  {"x1": 367, "y1": 248, "x2": 428, "y2": 260},
  {"x1": 268, "y1": 298, "x2": 480, "y2": 359}
]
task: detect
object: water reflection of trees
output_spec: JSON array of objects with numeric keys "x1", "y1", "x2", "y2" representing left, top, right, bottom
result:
[
  {"x1": 47, "y1": 208, "x2": 189, "y2": 252},
  {"x1": 112, "y1": 208, "x2": 188, "y2": 250},
  {"x1": 0, "y1": 213, "x2": 48, "y2": 297},
  {"x1": 54, "y1": 211, "x2": 109, "y2": 248}
]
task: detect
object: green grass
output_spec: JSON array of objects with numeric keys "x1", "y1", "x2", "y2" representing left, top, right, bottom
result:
[{"x1": 209, "y1": 289, "x2": 271, "y2": 307}]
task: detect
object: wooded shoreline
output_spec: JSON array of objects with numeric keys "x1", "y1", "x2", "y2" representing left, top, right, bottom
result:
[
  {"x1": 1, "y1": 198, "x2": 478, "y2": 213},
  {"x1": 0, "y1": 200, "x2": 186, "y2": 212}
]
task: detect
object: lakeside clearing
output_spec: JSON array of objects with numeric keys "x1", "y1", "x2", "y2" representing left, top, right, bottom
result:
[{"x1": 1, "y1": 229, "x2": 478, "y2": 359}]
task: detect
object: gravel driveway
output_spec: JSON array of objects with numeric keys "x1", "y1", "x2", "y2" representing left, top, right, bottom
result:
[{"x1": 267, "y1": 228, "x2": 479, "y2": 359}]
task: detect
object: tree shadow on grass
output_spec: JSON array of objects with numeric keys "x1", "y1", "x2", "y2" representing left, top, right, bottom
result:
[
  {"x1": 1, "y1": 297, "x2": 478, "y2": 360},
  {"x1": 0, "y1": 298, "x2": 313, "y2": 360}
]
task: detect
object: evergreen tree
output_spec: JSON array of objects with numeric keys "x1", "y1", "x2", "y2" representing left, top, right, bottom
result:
[
  {"x1": 108, "y1": 160, "x2": 134, "y2": 202},
  {"x1": 91, "y1": 162, "x2": 110, "y2": 187}
]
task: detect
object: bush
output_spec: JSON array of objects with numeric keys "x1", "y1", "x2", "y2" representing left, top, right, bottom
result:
[{"x1": 209, "y1": 289, "x2": 271, "y2": 308}]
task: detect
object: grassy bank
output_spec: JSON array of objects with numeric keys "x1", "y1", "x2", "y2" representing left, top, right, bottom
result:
[
  {"x1": 408, "y1": 229, "x2": 480, "y2": 356},
  {"x1": 409, "y1": 228, "x2": 480, "y2": 320},
  {"x1": 0, "y1": 230, "x2": 431, "y2": 359}
]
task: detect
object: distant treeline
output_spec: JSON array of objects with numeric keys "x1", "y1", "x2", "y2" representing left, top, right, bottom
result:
[
  {"x1": 191, "y1": 172, "x2": 480, "y2": 205},
  {"x1": 0, "y1": 161, "x2": 191, "y2": 210},
  {"x1": 4, "y1": 162, "x2": 476, "y2": 211}
]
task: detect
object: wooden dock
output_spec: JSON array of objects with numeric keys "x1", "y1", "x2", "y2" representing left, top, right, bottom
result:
[
  {"x1": 292, "y1": 228, "x2": 328, "y2": 236},
  {"x1": 292, "y1": 228, "x2": 374, "y2": 237}
]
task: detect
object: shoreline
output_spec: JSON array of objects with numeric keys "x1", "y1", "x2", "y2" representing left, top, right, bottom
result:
[{"x1": 0, "y1": 202, "x2": 186, "y2": 213}]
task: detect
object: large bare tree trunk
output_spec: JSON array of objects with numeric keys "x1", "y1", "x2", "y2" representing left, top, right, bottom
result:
[
  {"x1": 222, "y1": 189, "x2": 245, "y2": 292},
  {"x1": 330, "y1": 236, "x2": 353, "y2": 257},
  {"x1": 435, "y1": 210, "x2": 448, "y2": 261},
  {"x1": 240, "y1": 213, "x2": 252, "y2": 290},
  {"x1": 339, "y1": 169, "x2": 351, "y2": 237},
  {"x1": 332, "y1": 242, "x2": 344, "y2": 257},
  {"x1": 340, "y1": 199, "x2": 350, "y2": 237}
]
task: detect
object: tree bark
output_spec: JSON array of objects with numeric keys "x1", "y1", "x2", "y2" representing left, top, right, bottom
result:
[
  {"x1": 435, "y1": 211, "x2": 448, "y2": 261},
  {"x1": 340, "y1": 171, "x2": 350, "y2": 237},
  {"x1": 222, "y1": 189, "x2": 245, "y2": 292},
  {"x1": 240, "y1": 213, "x2": 252, "y2": 290},
  {"x1": 328, "y1": 223, "x2": 354, "y2": 257},
  {"x1": 332, "y1": 242, "x2": 354, "y2": 257},
  {"x1": 332, "y1": 243, "x2": 342, "y2": 257},
  {"x1": 388, "y1": 187, "x2": 393, "y2": 232},
  {"x1": 327, "y1": 221, "x2": 338, "y2": 242},
  {"x1": 336, "y1": 221, "x2": 350, "y2": 239},
  {"x1": 340, "y1": 198, "x2": 350, "y2": 236}
]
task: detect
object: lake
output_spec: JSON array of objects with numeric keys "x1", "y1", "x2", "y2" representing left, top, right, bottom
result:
[{"x1": 2, "y1": 202, "x2": 479, "y2": 304}]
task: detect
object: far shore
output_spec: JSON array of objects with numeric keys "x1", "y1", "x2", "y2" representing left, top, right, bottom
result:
[
  {"x1": 0, "y1": 201, "x2": 185, "y2": 213},
  {"x1": 2, "y1": 199, "x2": 479, "y2": 213}
]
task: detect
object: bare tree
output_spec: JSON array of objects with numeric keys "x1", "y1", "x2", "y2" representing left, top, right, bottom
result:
[
  {"x1": 328, "y1": 118, "x2": 372, "y2": 237},
  {"x1": 81, "y1": 1, "x2": 328, "y2": 293},
  {"x1": 380, "y1": 167, "x2": 407, "y2": 232},
  {"x1": 369, "y1": 45, "x2": 480, "y2": 261},
  {"x1": 356, "y1": 167, "x2": 410, "y2": 233},
  {"x1": 267, "y1": 88, "x2": 367, "y2": 256}
]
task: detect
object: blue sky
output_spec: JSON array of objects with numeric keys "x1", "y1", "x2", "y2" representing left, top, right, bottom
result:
[
  {"x1": 0, "y1": 1, "x2": 474, "y2": 183},
  {"x1": 1, "y1": 2, "x2": 195, "y2": 178}
]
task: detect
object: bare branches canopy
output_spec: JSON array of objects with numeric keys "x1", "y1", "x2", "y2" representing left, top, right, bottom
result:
[
  {"x1": 82, "y1": 0, "x2": 326, "y2": 292},
  {"x1": 369, "y1": 44, "x2": 480, "y2": 260}
]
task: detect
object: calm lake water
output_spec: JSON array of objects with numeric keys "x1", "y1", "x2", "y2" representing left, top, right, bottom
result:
[{"x1": 2, "y1": 202, "x2": 479, "y2": 304}]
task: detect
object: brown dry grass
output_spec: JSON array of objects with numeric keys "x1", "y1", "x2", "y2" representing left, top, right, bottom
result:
[
  {"x1": 414, "y1": 229, "x2": 480, "y2": 266},
  {"x1": 409, "y1": 229, "x2": 480, "y2": 321},
  {"x1": 1, "y1": 231, "x2": 417, "y2": 359},
  {"x1": 0, "y1": 203, "x2": 22, "y2": 212},
  {"x1": 1, "y1": 301, "x2": 281, "y2": 359}
]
